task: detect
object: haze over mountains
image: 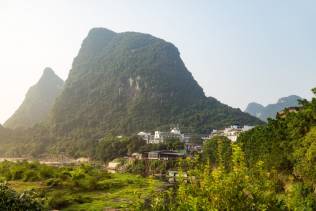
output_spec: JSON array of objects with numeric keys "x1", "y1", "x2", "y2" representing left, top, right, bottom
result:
[
  {"x1": 245, "y1": 95, "x2": 302, "y2": 122},
  {"x1": 4, "y1": 68, "x2": 64, "y2": 129},
  {"x1": 0, "y1": 28, "x2": 264, "y2": 157}
]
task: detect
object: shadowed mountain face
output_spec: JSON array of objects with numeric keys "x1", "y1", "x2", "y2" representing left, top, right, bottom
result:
[
  {"x1": 245, "y1": 95, "x2": 302, "y2": 122},
  {"x1": 50, "y1": 28, "x2": 262, "y2": 136},
  {"x1": 4, "y1": 68, "x2": 64, "y2": 129}
]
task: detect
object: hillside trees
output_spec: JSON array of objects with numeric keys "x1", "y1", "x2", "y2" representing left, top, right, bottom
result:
[
  {"x1": 146, "y1": 145, "x2": 282, "y2": 210},
  {"x1": 202, "y1": 136, "x2": 232, "y2": 170}
]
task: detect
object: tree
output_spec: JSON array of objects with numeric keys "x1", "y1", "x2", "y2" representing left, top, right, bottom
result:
[
  {"x1": 202, "y1": 136, "x2": 232, "y2": 170},
  {"x1": 126, "y1": 136, "x2": 147, "y2": 155},
  {"x1": 293, "y1": 127, "x2": 316, "y2": 186},
  {"x1": 165, "y1": 138, "x2": 185, "y2": 151},
  {"x1": 95, "y1": 135, "x2": 128, "y2": 162},
  {"x1": 146, "y1": 145, "x2": 281, "y2": 210}
]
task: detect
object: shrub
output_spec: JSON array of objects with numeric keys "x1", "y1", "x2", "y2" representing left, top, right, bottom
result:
[
  {"x1": 23, "y1": 170, "x2": 40, "y2": 182},
  {"x1": 0, "y1": 183, "x2": 43, "y2": 210},
  {"x1": 48, "y1": 191, "x2": 73, "y2": 209},
  {"x1": 46, "y1": 178, "x2": 62, "y2": 188},
  {"x1": 96, "y1": 179, "x2": 126, "y2": 190}
]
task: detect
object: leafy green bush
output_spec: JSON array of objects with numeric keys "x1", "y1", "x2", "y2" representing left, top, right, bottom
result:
[
  {"x1": 45, "y1": 178, "x2": 62, "y2": 188},
  {"x1": 96, "y1": 179, "x2": 126, "y2": 190},
  {"x1": 48, "y1": 191, "x2": 73, "y2": 209},
  {"x1": 203, "y1": 136, "x2": 232, "y2": 170},
  {"x1": 23, "y1": 170, "x2": 40, "y2": 182},
  {"x1": 147, "y1": 146, "x2": 282, "y2": 210},
  {"x1": 0, "y1": 183, "x2": 43, "y2": 210}
]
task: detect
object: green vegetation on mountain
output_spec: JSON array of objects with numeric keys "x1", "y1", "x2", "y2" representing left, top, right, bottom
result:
[
  {"x1": 0, "y1": 28, "x2": 262, "y2": 158},
  {"x1": 50, "y1": 28, "x2": 262, "y2": 138},
  {"x1": 4, "y1": 68, "x2": 64, "y2": 129},
  {"x1": 245, "y1": 95, "x2": 302, "y2": 122},
  {"x1": 0, "y1": 25, "x2": 314, "y2": 210}
]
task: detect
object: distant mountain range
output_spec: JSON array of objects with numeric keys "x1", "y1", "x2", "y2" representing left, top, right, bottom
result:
[
  {"x1": 4, "y1": 68, "x2": 64, "y2": 129},
  {"x1": 245, "y1": 95, "x2": 302, "y2": 122}
]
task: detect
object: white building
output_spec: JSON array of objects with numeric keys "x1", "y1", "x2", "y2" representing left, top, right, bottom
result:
[
  {"x1": 138, "y1": 127, "x2": 187, "y2": 144},
  {"x1": 206, "y1": 125, "x2": 255, "y2": 142}
]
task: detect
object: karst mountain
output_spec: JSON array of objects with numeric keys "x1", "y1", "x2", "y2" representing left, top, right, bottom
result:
[
  {"x1": 245, "y1": 95, "x2": 302, "y2": 122},
  {"x1": 4, "y1": 68, "x2": 64, "y2": 129},
  {"x1": 49, "y1": 28, "x2": 262, "y2": 136}
]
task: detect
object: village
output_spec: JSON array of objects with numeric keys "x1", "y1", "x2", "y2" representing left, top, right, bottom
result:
[
  {"x1": 0, "y1": 125, "x2": 255, "y2": 179},
  {"x1": 107, "y1": 125, "x2": 254, "y2": 175}
]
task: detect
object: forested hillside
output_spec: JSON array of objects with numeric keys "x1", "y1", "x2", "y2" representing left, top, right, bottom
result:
[{"x1": 50, "y1": 28, "x2": 262, "y2": 137}]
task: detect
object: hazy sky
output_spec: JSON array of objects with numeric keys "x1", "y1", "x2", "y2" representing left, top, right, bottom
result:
[{"x1": 0, "y1": 0, "x2": 315, "y2": 124}]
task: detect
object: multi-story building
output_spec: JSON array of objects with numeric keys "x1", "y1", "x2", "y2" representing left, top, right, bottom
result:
[{"x1": 138, "y1": 127, "x2": 190, "y2": 144}]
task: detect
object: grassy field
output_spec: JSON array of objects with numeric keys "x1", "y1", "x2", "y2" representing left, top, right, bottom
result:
[
  {"x1": 8, "y1": 173, "x2": 162, "y2": 210},
  {"x1": 0, "y1": 161, "x2": 162, "y2": 210}
]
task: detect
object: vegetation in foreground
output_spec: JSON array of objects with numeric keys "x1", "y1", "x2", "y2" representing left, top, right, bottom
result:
[
  {"x1": 1, "y1": 88, "x2": 316, "y2": 210},
  {"x1": 0, "y1": 161, "x2": 162, "y2": 210},
  {"x1": 139, "y1": 88, "x2": 316, "y2": 210}
]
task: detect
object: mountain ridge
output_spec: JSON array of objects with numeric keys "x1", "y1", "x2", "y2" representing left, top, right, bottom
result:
[
  {"x1": 50, "y1": 28, "x2": 262, "y2": 136},
  {"x1": 245, "y1": 95, "x2": 302, "y2": 122},
  {"x1": 4, "y1": 67, "x2": 64, "y2": 129}
]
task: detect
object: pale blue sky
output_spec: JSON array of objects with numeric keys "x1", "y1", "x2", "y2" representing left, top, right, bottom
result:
[{"x1": 0, "y1": 0, "x2": 315, "y2": 123}]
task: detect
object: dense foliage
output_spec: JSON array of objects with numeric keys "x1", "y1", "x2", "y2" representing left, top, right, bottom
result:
[
  {"x1": 145, "y1": 146, "x2": 284, "y2": 210},
  {"x1": 141, "y1": 88, "x2": 316, "y2": 210},
  {"x1": 0, "y1": 184, "x2": 43, "y2": 210},
  {"x1": 202, "y1": 136, "x2": 232, "y2": 170},
  {"x1": 238, "y1": 89, "x2": 316, "y2": 172},
  {"x1": 0, "y1": 161, "x2": 161, "y2": 210},
  {"x1": 145, "y1": 144, "x2": 315, "y2": 210},
  {"x1": 0, "y1": 161, "x2": 112, "y2": 191}
]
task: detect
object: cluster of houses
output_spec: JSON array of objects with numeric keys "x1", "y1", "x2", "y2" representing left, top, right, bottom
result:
[
  {"x1": 133, "y1": 125, "x2": 254, "y2": 161},
  {"x1": 202, "y1": 125, "x2": 255, "y2": 142},
  {"x1": 137, "y1": 127, "x2": 191, "y2": 144},
  {"x1": 108, "y1": 125, "x2": 255, "y2": 174},
  {"x1": 138, "y1": 125, "x2": 255, "y2": 145}
]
